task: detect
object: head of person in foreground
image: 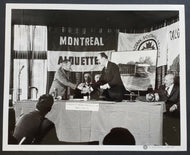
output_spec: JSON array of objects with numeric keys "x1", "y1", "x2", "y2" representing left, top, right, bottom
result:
[
  {"x1": 36, "y1": 94, "x2": 54, "y2": 117},
  {"x1": 103, "y1": 127, "x2": 136, "y2": 145}
]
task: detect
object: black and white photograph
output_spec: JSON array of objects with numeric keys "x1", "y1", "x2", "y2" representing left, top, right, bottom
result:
[{"x1": 3, "y1": 4, "x2": 187, "y2": 151}]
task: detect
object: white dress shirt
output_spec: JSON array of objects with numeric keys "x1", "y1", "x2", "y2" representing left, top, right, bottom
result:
[{"x1": 165, "y1": 84, "x2": 174, "y2": 96}]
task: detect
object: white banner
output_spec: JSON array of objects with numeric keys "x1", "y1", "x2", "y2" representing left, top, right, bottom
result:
[
  {"x1": 111, "y1": 50, "x2": 157, "y2": 90},
  {"x1": 118, "y1": 21, "x2": 180, "y2": 67},
  {"x1": 167, "y1": 22, "x2": 180, "y2": 72},
  {"x1": 47, "y1": 51, "x2": 113, "y2": 72}
]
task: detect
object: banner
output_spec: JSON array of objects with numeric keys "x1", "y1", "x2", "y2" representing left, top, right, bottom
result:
[
  {"x1": 111, "y1": 50, "x2": 157, "y2": 90},
  {"x1": 48, "y1": 27, "x2": 117, "y2": 51},
  {"x1": 47, "y1": 51, "x2": 113, "y2": 72},
  {"x1": 167, "y1": 22, "x2": 180, "y2": 73},
  {"x1": 117, "y1": 21, "x2": 180, "y2": 67}
]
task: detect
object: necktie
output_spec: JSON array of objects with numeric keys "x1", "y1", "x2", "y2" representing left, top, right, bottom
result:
[{"x1": 166, "y1": 87, "x2": 169, "y2": 97}]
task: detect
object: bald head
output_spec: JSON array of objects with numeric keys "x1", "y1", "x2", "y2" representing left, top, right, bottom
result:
[{"x1": 164, "y1": 74, "x2": 175, "y2": 87}]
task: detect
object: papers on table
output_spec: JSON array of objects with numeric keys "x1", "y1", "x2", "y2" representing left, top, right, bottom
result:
[{"x1": 66, "y1": 101, "x2": 99, "y2": 111}]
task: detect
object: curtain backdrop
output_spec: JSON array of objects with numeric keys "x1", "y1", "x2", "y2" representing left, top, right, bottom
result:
[
  {"x1": 13, "y1": 25, "x2": 47, "y2": 101},
  {"x1": 13, "y1": 25, "x2": 47, "y2": 58}
]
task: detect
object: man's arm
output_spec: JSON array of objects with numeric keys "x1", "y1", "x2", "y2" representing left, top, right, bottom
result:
[{"x1": 55, "y1": 69, "x2": 77, "y2": 90}]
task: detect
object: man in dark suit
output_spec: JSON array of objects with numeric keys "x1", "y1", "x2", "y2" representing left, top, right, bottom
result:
[
  {"x1": 92, "y1": 52, "x2": 126, "y2": 102},
  {"x1": 155, "y1": 73, "x2": 180, "y2": 145},
  {"x1": 13, "y1": 94, "x2": 60, "y2": 144}
]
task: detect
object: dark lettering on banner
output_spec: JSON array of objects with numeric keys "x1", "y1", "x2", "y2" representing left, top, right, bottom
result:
[
  {"x1": 57, "y1": 56, "x2": 99, "y2": 66},
  {"x1": 48, "y1": 27, "x2": 117, "y2": 51},
  {"x1": 169, "y1": 28, "x2": 180, "y2": 40}
]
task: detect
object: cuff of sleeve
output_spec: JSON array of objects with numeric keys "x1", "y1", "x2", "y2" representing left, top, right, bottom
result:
[
  {"x1": 106, "y1": 83, "x2": 110, "y2": 89},
  {"x1": 90, "y1": 87, "x2": 94, "y2": 92},
  {"x1": 174, "y1": 104, "x2": 178, "y2": 109}
]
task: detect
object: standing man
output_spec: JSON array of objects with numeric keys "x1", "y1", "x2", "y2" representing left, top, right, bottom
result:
[
  {"x1": 93, "y1": 52, "x2": 126, "y2": 102},
  {"x1": 49, "y1": 60, "x2": 81, "y2": 100},
  {"x1": 155, "y1": 73, "x2": 180, "y2": 145}
]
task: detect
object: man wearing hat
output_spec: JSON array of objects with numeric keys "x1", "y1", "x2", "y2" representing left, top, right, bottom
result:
[{"x1": 13, "y1": 94, "x2": 58, "y2": 144}]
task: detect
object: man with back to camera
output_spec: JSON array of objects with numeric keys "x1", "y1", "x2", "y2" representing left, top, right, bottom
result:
[
  {"x1": 103, "y1": 127, "x2": 135, "y2": 145},
  {"x1": 147, "y1": 73, "x2": 180, "y2": 145},
  {"x1": 13, "y1": 94, "x2": 59, "y2": 144},
  {"x1": 49, "y1": 59, "x2": 83, "y2": 100},
  {"x1": 92, "y1": 52, "x2": 126, "y2": 102}
]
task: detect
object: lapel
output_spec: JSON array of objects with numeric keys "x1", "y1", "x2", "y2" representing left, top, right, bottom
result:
[
  {"x1": 105, "y1": 61, "x2": 111, "y2": 73},
  {"x1": 60, "y1": 68, "x2": 69, "y2": 80}
]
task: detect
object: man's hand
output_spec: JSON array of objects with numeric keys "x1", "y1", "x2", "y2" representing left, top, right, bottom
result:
[
  {"x1": 77, "y1": 83, "x2": 85, "y2": 90},
  {"x1": 169, "y1": 104, "x2": 177, "y2": 112},
  {"x1": 100, "y1": 83, "x2": 110, "y2": 90}
]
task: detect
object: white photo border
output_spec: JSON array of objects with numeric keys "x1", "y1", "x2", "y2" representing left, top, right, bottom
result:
[{"x1": 3, "y1": 3, "x2": 187, "y2": 151}]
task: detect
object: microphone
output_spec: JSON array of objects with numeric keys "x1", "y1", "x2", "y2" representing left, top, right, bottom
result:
[
  {"x1": 20, "y1": 65, "x2": 24, "y2": 71},
  {"x1": 19, "y1": 65, "x2": 24, "y2": 74}
]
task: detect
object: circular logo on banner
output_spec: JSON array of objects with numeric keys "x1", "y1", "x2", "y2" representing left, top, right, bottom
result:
[
  {"x1": 133, "y1": 34, "x2": 160, "y2": 57},
  {"x1": 138, "y1": 39, "x2": 158, "y2": 51}
]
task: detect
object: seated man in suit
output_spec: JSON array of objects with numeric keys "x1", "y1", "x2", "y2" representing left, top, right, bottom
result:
[
  {"x1": 146, "y1": 73, "x2": 180, "y2": 145},
  {"x1": 73, "y1": 73, "x2": 92, "y2": 99},
  {"x1": 155, "y1": 73, "x2": 180, "y2": 115},
  {"x1": 13, "y1": 94, "x2": 59, "y2": 144},
  {"x1": 91, "y1": 53, "x2": 127, "y2": 102}
]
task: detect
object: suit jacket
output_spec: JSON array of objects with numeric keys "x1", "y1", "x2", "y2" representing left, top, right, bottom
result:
[
  {"x1": 13, "y1": 110, "x2": 56, "y2": 144},
  {"x1": 96, "y1": 61, "x2": 125, "y2": 89},
  {"x1": 157, "y1": 84, "x2": 180, "y2": 116},
  {"x1": 49, "y1": 67, "x2": 77, "y2": 98}
]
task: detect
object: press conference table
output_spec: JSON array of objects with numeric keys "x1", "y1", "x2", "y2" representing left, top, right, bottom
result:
[{"x1": 14, "y1": 99, "x2": 164, "y2": 145}]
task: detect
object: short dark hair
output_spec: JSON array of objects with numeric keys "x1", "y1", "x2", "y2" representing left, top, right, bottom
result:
[
  {"x1": 62, "y1": 59, "x2": 71, "y2": 64},
  {"x1": 99, "y1": 52, "x2": 108, "y2": 59},
  {"x1": 36, "y1": 94, "x2": 54, "y2": 112},
  {"x1": 103, "y1": 127, "x2": 136, "y2": 145}
]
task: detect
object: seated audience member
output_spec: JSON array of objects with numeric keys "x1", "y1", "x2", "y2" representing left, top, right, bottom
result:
[
  {"x1": 103, "y1": 127, "x2": 135, "y2": 145},
  {"x1": 91, "y1": 53, "x2": 127, "y2": 102},
  {"x1": 146, "y1": 73, "x2": 180, "y2": 145},
  {"x1": 13, "y1": 94, "x2": 59, "y2": 144}
]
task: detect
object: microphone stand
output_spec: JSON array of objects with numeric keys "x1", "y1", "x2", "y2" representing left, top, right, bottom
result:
[{"x1": 17, "y1": 66, "x2": 24, "y2": 101}]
